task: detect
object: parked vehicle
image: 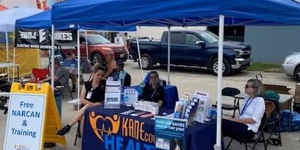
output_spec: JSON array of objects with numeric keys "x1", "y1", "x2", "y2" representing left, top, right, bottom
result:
[
  {"x1": 61, "y1": 34, "x2": 128, "y2": 64},
  {"x1": 282, "y1": 52, "x2": 300, "y2": 81},
  {"x1": 128, "y1": 30, "x2": 252, "y2": 75}
]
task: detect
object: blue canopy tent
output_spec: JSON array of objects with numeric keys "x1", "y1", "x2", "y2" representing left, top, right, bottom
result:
[
  {"x1": 52, "y1": 0, "x2": 300, "y2": 26},
  {"x1": 16, "y1": 9, "x2": 136, "y2": 31},
  {"x1": 16, "y1": 9, "x2": 136, "y2": 109},
  {"x1": 51, "y1": 0, "x2": 300, "y2": 149}
]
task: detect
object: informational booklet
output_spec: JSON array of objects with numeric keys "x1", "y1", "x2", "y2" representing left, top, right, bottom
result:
[{"x1": 193, "y1": 91, "x2": 210, "y2": 123}]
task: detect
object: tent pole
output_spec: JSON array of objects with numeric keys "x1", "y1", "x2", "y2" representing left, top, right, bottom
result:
[
  {"x1": 77, "y1": 28, "x2": 80, "y2": 111},
  {"x1": 214, "y1": 15, "x2": 224, "y2": 150},
  {"x1": 167, "y1": 26, "x2": 171, "y2": 85},
  {"x1": 136, "y1": 26, "x2": 143, "y2": 80},
  {"x1": 13, "y1": 47, "x2": 16, "y2": 82},
  {"x1": 85, "y1": 30, "x2": 89, "y2": 58},
  {"x1": 5, "y1": 31, "x2": 10, "y2": 82},
  {"x1": 51, "y1": 24, "x2": 55, "y2": 91},
  {"x1": 13, "y1": 31, "x2": 16, "y2": 82}
]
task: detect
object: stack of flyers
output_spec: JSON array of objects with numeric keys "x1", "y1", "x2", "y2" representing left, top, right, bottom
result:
[
  {"x1": 183, "y1": 97, "x2": 199, "y2": 121},
  {"x1": 173, "y1": 101, "x2": 185, "y2": 119}
]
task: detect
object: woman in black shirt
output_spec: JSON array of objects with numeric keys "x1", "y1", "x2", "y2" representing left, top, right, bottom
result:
[
  {"x1": 141, "y1": 71, "x2": 165, "y2": 107},
  {"x1": 56, "y1": 64, "x2": 107, "y2": 136}
]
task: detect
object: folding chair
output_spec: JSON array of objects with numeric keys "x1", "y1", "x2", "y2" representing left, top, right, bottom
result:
[
  {"x1": 213, "y1": 87, "x2": 241, "y2": 118},
  {"x1": 74, "y1": 120, "x2": 82, "y2": 146},
  {"x1": 226, "y1": 112, "x2": 268, "y2": 150},
  {"x1": 264, "y1": 99, "x2": 282, "y2": 146},
  {"x1": 61, "y1": 71, "x2": 74, "y2": 100},
  {"x1": 31, "y1": 68, "x2": 50, "y2": 83}
]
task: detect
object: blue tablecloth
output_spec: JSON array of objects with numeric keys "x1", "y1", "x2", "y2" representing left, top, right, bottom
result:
[
  {"x1": 124, "y1": 85, "x2": 179, "y2": 110},
  {"x1": 82, "y1": 106, "x2": 221, "y2": 150}
]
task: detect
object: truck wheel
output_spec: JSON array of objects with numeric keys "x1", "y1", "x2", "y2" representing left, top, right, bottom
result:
[
  {"x1": 294, "y1": 66, "x2": 300, "y2": 81},
  {"x1": 210, "y1": 58, "x2": 231, "y2": 76},
  {"x1": 140, "y1": 54, "x2": 153, "y2": 69},
  {"x1": 92, "y1": 53, "x2": 104, "y2": 65}
]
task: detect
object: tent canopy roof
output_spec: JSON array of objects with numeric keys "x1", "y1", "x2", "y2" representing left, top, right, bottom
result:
[
  {"x1": 52, "y1": 0, "x2": 300, "y2": 26},
  {"x1": 0, "y1": 6, "x2": 42, "y2": 32},
  {"x1": 16, "y1": 9, "x2": 136, "y2": 31}
]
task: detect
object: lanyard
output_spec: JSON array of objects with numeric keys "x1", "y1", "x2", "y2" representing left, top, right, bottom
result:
[
  {"x1": 240, "y1": 97, "x2": 255, "y2": 115},
  {"x1": 150, "y1": 85, "x2": 158, "y2": 101}
]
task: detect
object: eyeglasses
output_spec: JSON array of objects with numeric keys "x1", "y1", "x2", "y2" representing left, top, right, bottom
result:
[{"x1": 245, "y1": 84, "x2": 255, "y2": 89}]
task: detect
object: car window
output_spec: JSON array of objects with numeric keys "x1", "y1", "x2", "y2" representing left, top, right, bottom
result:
[
  {"x1": 165, "y1": 32, "x2": 183, "y2": 44},
  {"x1": 185, "y1": 34, "x2": 201, "y2": 45},
  {"x1": 87, "y1": 35, "x2": 111, "y2": 44}
]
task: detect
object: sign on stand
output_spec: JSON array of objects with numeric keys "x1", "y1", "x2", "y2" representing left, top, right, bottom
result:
[
  {"x1": 3, "y1": 83, "x2": 66, "y2": 150},
  {"x1": 155, "y1": 116, "x2": 187, "y2": 150}
]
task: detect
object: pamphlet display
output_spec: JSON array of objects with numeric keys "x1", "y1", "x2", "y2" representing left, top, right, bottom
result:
[
  {"x1": 104, "y1": 81, "x2": 121, "y2": 108},
  {"x1": 123, "y1": 88, "x2": 138, "y2": 106},
  {"x1": 193, "y1": 91, "x2": 210, "y2": 123}
]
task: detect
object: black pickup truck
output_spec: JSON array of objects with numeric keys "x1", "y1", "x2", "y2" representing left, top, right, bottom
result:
[{"x1": 128, "y1": 30, "x2": 252, "y2": 76}]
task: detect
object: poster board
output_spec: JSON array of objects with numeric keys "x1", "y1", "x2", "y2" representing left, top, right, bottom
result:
[
  {"x1": 3, "y1": 83, "x2": 66, "y2": 150},
  {"x1": 155, "y1": 116, "x2": 187, "y2": 150}
]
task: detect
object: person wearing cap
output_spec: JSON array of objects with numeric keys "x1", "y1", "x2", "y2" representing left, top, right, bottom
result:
[
  {"x1": 40, "y1": 58, "x2": 69, "y2": 87},
  {"x1": 62, "y1": 51, "x2": 78, "y2": 92},
  {"x1": 110, "y1": 60, "x2": 131, "y2": 86}
]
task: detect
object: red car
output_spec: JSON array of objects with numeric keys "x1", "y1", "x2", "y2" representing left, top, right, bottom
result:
[{"x1": 61, "y1": 34, "x2": 128, "y2": 64}]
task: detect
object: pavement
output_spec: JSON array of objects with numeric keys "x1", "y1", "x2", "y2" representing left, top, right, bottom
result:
[{"x1": 0, "y1": 57, "x2": 300, "y2": 150}]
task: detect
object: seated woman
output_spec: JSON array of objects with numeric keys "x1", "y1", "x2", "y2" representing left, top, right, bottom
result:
[
  {"x1": 141, "y1": 71, "x2": 165, "y2": 107},
  {"x1": 56, "y1": 64, "x2": 107, "y2": 136},
  {"x1": 222, "y1": 79, "x2": 265, "y2": 141}
]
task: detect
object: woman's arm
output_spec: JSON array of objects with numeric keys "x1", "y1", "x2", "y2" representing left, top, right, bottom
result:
[
  {"x1": 80, "y1": 85, "x2": 96, "y2": 106},
  {"x1": 231, "y1": 97, "x2": 265, "y2": 124},
  {"x1": 103, "y1": 61, "x2": 116, "y2": 78},
  {"x1": 231, "y1": 118, "x2": 256, "y2": 124},
  {"x1": 158, "y1": 86, "x2": 165, "y2": 107}
]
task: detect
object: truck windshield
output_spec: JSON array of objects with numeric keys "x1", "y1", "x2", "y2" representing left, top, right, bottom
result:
[
  {"x1": 199, "y1": 32, "x2": 218, "y2": 43},
  {"x1": 87, "y1": 35, "x2": 111, "y2": 44}
]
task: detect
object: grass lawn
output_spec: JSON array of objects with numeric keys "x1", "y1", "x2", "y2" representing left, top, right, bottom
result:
[{"x1": 246, "y1": 62, "x2": 282, "y2": 73}]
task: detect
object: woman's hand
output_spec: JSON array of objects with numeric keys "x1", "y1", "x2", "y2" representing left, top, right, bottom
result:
[
  {"x1": 93, "y1": 102, "x2": 102, "y2": 106},
  {"x1": 222, "y1": 116, "x2": 233, "y2": 120}
]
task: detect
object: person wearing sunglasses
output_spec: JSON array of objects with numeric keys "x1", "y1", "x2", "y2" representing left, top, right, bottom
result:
[
  {"x1": 56, "y1": 64, "x2": 107, "y2": 136},
  {"x1": 141, "y1": 71, "x2": 165, "y2": 107},
  {"x1": 222, "y1": 79, "x2": 265, "y2": 141},
  {"x1": 62, "y1": 51, "x2": 78, "y2": 92}
]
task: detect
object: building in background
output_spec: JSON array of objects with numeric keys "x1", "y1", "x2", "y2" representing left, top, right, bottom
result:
[
  {"x1": 0, "y1": 0, "x2": 37, "y2": 8},
  {"x1": 244, "y1": 26, "x2": 300, "y2": 63},
  {"x1": 127, "y1": 26, "x2": 206, "y2": 40}
]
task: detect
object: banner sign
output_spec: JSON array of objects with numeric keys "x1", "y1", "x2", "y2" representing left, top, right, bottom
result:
[
  {"x1": 155, "y1": 116, "x2": 187, "y2": 150},
  {"x1": 15, "y1": 27, "x2": 77, "y2": 49},
  {"x1": 86, "y1": 109, "x2": 156, "y2": 150},
  {"x1": 4, "y1": 93, "x2": 46, "y2": 150}
]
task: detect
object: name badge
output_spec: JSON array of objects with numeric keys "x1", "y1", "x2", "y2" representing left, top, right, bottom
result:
[{"x1": 86, "y1": 91, "x2": 92, "y2": 99}]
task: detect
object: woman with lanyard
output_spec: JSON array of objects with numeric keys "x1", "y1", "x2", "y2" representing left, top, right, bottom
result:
[
  {"x1": 141, "y1": 71, "x2": 165, "y2": 107},
  {"x1": 222, "y1": 79, "x2": 265, "y2": 141},
  {"x1": 56, "y1": 64, "x2": 107, "y2": 136}
]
